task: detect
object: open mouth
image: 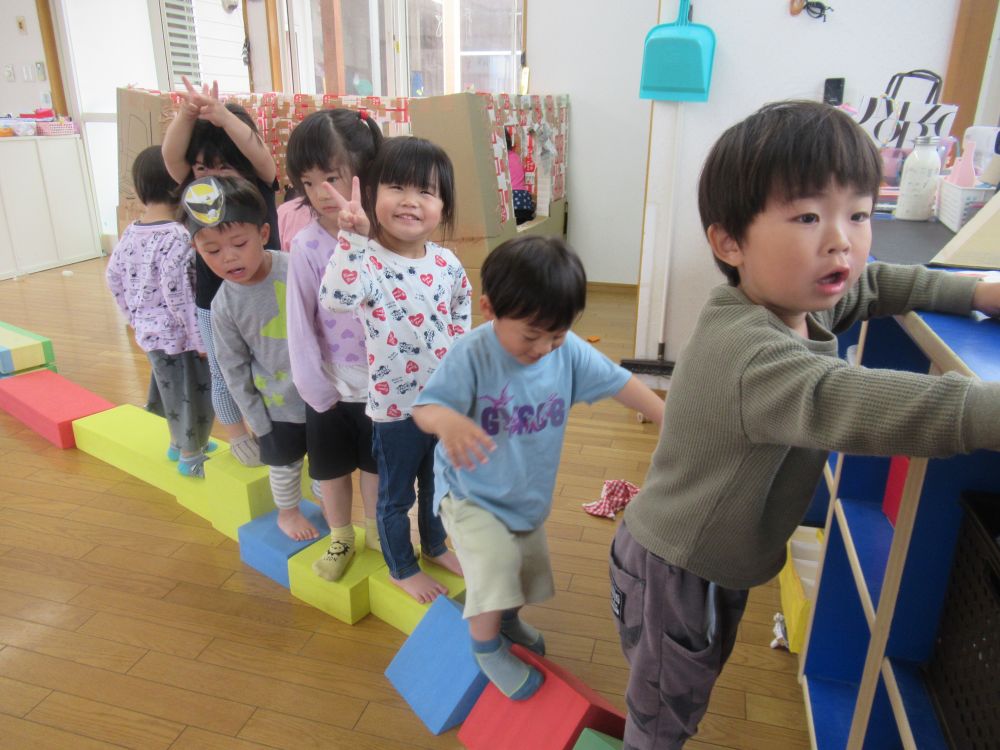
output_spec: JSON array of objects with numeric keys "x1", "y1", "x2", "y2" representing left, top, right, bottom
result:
[{"x1": 817, "y1": 269, "x2": 848, "y2": 290}]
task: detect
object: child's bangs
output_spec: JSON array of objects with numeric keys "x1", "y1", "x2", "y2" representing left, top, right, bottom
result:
[
  {"x1": 764, "y1": 109, "x2": 882, "y2": 205},
  {"x1": 379, "y1": 153, "x2": 439, "y2": 192}
]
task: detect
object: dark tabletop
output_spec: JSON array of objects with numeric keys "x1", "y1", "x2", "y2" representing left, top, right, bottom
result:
[{"x1": 870, "y1": 217, "x2": 955, "y2": 265}]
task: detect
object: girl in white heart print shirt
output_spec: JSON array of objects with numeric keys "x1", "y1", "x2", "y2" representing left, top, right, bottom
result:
[{"x1": 319, "y1": 136, "x2": 470, "y2": 604}]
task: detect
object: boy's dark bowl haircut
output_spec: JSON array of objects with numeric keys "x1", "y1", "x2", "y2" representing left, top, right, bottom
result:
[
  {"x1": 133, "y1": 145, "x2": 178, "y2": 205},
  {"x1": 699, "y1": 100, "x2": 882, "y2": 285},
  {"x1": 365, "y1": 137, "x2": 456, "y2": 238},
  {"x1": 211, "y1": 175, "x2": 268, "y2": 230},
  {"x1": 185, "y1": 103, "x2": 260, "y2": 181},
  {"x1": 286, "y1": 109, "x2": 383, "y2": 215},
  {"x1": 482, "y1": 236, "x2": 587, "y2": 331}
]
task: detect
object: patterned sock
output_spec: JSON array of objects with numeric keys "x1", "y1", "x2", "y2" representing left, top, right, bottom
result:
[
  {"x1": 169, "y1": 441, "x2": 217, "y2": 462},
  {"x1": 229, "y1": 433, "x2": 262, "y2": 467},
  {"x1": 471, "y1": 636, "x2": 543, "y2": 700},
  {"x1": 178, "y1": 452, "x2": 208, "y2": 478},
  {"x1": 312, "y1": 525, "x2": 356, "y2": 581},
  {"x1": 364, "y1": 517, "x2": 382, "y2": 552},
  {"x1": 500, "y1": 610, "x2": 546, "y2": 655}
]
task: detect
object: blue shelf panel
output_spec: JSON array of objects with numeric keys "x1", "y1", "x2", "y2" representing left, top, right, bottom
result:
[
  {"x1": 918, "y1": 310, "x2": 1000, "y2": 382},
  {"x1": 804, "y1": 674, "x2": 857, "y2": 750},
  {"x1": 805, "y1": 519, "x2": 870, "y2": 684},
  {"x1": 884, "y1": 658, "x2": 949, "y2": 750},
  {"x1": 838, "y1": 498, "x2": 893, "y2": 614}
]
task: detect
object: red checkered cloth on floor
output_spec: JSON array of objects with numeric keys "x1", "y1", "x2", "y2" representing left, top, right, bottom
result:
[{"x1": 582, "y1": 479, "x2": 640, "y2": 519}]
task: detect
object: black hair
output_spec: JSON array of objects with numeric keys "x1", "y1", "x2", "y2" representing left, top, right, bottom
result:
[
  {"x1": 132, "y1": 145, "x2": 178, "y2": 206},
  {"x1": 286, "y1": 108, "x2": 383, "y2": 215},
  {"x1": 481, "y1": 235, "x2": 587, "y2": 331},
  {"x1": 365, "y1": 136, "x2": 456, "y2": 240},
  {"x1": 698, "y1": 100, "x2": 882, "y2": 285},
  {"x1": 206, "y1": 175, "x2": 268, "y2": 230},
  {"x1": 185, "y1": 103, "x2": 261, "y2": 181}
]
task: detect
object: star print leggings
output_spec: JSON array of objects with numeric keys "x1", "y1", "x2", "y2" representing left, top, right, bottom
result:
[{"x1": 146, "y1": 349, "x2": 214, "y2": 455}]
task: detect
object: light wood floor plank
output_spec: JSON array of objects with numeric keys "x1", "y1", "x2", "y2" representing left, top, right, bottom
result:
[{"x1": 25, "y1": 691, "x2": 184, "y2": 750}]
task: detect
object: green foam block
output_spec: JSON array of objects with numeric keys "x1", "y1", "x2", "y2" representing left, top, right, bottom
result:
[
  {"x1": 573, "y1": 728, "x2": 624, "y2": 749},
  {"x1": 368, "y1": 556, "x2": 466, "y2": 635},
  {"x1": 288, "y1": 525, "x2": 387, "y2": 624}
]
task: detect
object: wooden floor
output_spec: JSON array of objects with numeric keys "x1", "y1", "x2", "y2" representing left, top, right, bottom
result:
[{"x1": 0, "y1": 258, "x2": 811, "y2": 749}]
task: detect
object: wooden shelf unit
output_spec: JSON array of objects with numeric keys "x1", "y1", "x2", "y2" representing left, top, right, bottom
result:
[{"x1": 800, "y1": 310, "x2": 1000, "y2": 749}]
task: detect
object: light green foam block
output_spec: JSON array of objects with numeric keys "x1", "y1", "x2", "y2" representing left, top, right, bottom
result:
[
  {"x1": 0, "y1": 321, "x2": 55, "y2": 372},
  {"x1": 72, "y1": 404, "x2": 272, "y2": 539},
  {"x1": 288, "y1": 525, "x2": 387, "y2": 624},
  {"x1": 368, "y1": 556, "x2": 466, "y2": 635}
]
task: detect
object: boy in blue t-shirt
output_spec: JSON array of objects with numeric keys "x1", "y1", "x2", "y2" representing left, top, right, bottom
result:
[{"x1": 412, "y1": 236, "x2": 664, "y2": 701}]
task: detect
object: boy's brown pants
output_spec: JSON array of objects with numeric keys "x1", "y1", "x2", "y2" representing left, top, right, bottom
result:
[{"x1": 609, "y1": 522, "x2": 748, "y2": 750}]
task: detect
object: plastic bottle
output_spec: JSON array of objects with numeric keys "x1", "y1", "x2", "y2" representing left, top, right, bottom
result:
[
  {"x1": 895, "y1": 136, "x2": 942, "y2": 221},
  {"x1": 945, "y1": 138, "x2": 977, "y2": 187}
]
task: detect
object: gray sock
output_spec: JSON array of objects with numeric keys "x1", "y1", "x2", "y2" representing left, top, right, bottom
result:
[
  {"x1": 501, "y1": 609, "x2": 546, "y2": 655},
  {"x1": 471, "y1": 636, "x2": 543, "y2": 700}
]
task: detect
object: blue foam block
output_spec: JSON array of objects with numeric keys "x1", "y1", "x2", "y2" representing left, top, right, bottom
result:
[
  {"x1": 385, "y1": 596, "x2": 488, "y2": 734},
  {"x1": 237, "y1": 500, "x2": 330, "y2": 588}
]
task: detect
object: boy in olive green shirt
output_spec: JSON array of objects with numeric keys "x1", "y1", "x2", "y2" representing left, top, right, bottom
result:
[{"x1": 613, "y1": 100, "x2": 1000, "y2": 750}]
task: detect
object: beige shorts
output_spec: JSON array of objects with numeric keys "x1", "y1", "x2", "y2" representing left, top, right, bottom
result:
[{"x1": 439, "y1": 494, "x2": 555, "y2": 619}]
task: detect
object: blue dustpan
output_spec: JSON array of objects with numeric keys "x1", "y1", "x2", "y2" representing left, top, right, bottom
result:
[{"x1": 640, "y1": 0, "x2": 716, "y2": 102}]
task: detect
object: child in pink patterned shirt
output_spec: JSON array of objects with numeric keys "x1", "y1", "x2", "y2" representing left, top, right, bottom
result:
[{"x1": 319, "y1": 136, "x2": 469, "y2": 603}]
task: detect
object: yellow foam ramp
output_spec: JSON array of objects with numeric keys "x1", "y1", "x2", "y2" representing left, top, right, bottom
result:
[
  {"x1": 288, "y1": 524, "x2": 387, "y2": 624},
  {"x1": 72, "y1": 404, "x2": 272, "y2": 539},
  {"x1": 369, "y1": 557, "x2": 466, "y2": 635}
]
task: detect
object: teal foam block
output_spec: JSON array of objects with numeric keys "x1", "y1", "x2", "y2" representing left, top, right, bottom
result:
[
  {"x1": 237, "y1": 500, "x2": 330, "y2": 588},
  {"x1": 385, "y1": 596, "x2": 488, "y2": 734}
]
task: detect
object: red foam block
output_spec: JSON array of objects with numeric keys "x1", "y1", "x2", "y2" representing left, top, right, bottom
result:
[
  {"x1": 882, "y1": 455, "x2": 910, "y2": 527},
  {"x1": 458, "y1": 645, "x2": 625, "y2": 750},
  {"x1": 0, "y1": 370, "x2": 115, "y2": 448}
]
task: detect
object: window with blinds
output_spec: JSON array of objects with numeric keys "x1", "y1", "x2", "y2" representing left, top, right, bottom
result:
[{"x1": 162, "y1": 0, "x2": 202, "y2": 86}]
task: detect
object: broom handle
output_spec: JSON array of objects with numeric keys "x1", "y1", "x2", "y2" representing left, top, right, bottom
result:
[
  {"x1": 677, "y1": 0, "x2": 691, "y2": 25},
  {"x1": 657, "y1": 102, "x2": 684, "y2": 355}
]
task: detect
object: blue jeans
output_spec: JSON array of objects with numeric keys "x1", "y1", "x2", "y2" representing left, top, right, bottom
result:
[{"x1": 372, "y1": 417, "x2": 448, "y2": 580}]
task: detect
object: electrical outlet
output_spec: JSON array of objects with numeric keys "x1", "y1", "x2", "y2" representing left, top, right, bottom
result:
[
  {"x1": 22, "y1": 64, "x2": 34, "y2": 82},
  {"x1": 35, "y1": 61, "x2": 46, "y2": 81},
  {"x1": 3, "y1": 65, "x2": 14, "y2": 83}
]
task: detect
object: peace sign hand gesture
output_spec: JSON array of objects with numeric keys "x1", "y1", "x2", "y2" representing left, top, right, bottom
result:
[
  {"x1": 180, "y1": 75, "x2": 227, "y2": 126},
  {"x1": 323, "y1": 176, "x2": 370, "y2": 237}
]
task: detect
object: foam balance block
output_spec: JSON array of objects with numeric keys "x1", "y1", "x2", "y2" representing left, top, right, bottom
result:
[
  {"x1": 0, "y1": 321, "x2": 55, "y2": 375},
  {"x1": 458, "y1": 645, "x2": 626, "y2": 750},
  {"x1": 385, "y1": 596, "x2": 488, "y2": 734},
  {"x1": 0, "y1": 363, "x2": 56, "y2": 380},
  {"x1": 368, "y1": 556, "x2": 466, "y2": 635},
  {"x1": 237, "y1": 500, "x2": 329, "y2": 588},
  {"x1": 288, "y1": 525, "x2": 387, "y2": 624},
  {"x1": 572, "y1": 729, "x2": 624, "y2": 750},
  {"x1": 0, "y1": 370, "x2": 113, "y2": 448},
  {"x1": 73, "y1": 405, "x2": 271, "y2": 537}
]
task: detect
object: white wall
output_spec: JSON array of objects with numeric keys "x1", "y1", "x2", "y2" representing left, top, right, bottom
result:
[
  {"x1": 636, "y1": 0, "x2": 961, "y2": 362},
  {"x1": 527, "y1": 0, "x2": 659, "y2": 285},
  {"x1": 0, "y1": 0, "x2": 53, "y2": 115}
]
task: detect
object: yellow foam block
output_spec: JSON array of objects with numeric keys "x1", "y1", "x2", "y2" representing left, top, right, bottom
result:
[
  {"x1": 368, "y1": 556, "x2": 466, "y2": 635},
  {"x1": 73, "y1": 405, "x2": 272, "y2": 539},
  {"x1": 0, "y1": 328, "x2": 47, "y2": 373},
  {"x1": 288, "y1": 525, "x2": 387, "y2": 624},
  {"x1": 779, "y1": 526, "x2": 823, "y2": 655}
]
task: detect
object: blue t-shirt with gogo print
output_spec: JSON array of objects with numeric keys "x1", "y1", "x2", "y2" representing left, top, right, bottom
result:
[{"x1": 415, "y1": 322, "x2": 631, "y2": 531}]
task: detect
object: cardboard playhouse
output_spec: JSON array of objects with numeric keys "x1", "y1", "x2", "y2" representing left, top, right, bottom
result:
[
  {"x1": 116, "y1": 89, "x2": 570, "y2": 293},
  {"x1": 410, "y1": 92, "x2": 569, "y2": 326}
]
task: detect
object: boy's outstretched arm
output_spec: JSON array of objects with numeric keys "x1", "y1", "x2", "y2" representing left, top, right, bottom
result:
[
  {"x1": 972, "y1": 280, "x2": 1000, "y2": 317},
  {"x1": 162, "y1": 93, "x2": 197, "y2": 184},
  {"x1": 412, "y1": 403, "x2": 496, "y2": 470},
  {"x1": 613, "y1": 376, "x2": 665, "y2": 427}
]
